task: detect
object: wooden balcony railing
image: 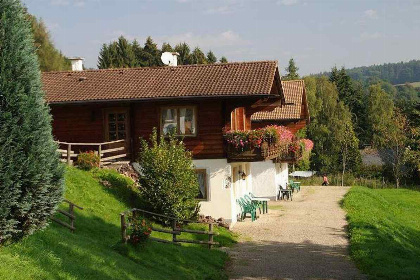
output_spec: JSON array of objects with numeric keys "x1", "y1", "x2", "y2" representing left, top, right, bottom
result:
[
  {"x1": 226, "y1": 142, "x2": 282, "y2": 162},
  {"x1": 56, "y1": 139, "x2": 128, "y2": 166}
]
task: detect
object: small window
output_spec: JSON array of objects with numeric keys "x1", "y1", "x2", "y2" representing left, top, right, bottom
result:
[
  {"x1": 161, "y1": 106, "x2": 196, "y2": 136},
  {"x1": 195, "y1": 169, "x2": 208, "y2": 200}
]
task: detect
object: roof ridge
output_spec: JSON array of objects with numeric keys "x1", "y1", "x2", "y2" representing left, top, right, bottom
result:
[{"x1": 42, "y1": 60, "x2": 278, "y2": 75}]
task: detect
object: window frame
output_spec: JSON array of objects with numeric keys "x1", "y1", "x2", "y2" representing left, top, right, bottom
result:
[
  {"x1": 195, "y1": 169, "x2": 209, "y2": 201},
  {"x1": 103, "y1": 107, "x2": 130, "y2": 142},
  {"x1": 160, "y1": 106, "x2": 197, "y2": 137}
]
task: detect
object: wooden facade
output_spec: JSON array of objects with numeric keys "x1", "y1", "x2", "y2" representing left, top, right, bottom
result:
[{"x1": 50, "y1": 97, "x2": 265, "y2": 160}]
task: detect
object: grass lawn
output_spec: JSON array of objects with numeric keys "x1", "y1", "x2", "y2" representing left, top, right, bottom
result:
[
  {"x1": 0, "y1": 167, "x2": 236, "y2": 280},
  {"x1": 343, "y1": 186, "x2": 420, "y2": 280}
]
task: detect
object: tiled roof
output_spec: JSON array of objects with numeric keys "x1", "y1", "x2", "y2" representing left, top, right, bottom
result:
[
  {"x1": 251, "y1": 80, "x2": 306, "y2": 121},
  {"x1": 42, "y1": 61, "x2": 280, "y2": 104}
]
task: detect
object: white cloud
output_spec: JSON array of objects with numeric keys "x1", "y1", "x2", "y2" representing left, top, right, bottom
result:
[
  {"x1": 161, "y1": 30, "x2": 248, "y2": 48},
  {"x1": 205, "y1": 6, "x2": 232, "y2": 15},
  {"x1": 277, "y1": 0, "x2": 299, "y2": 6},
  {"x1": 364, "y1": 9, "x2": 378, "y2": 19},
  {"x1": 360, "y1": 32, "x2": 382, "y2": 40}
]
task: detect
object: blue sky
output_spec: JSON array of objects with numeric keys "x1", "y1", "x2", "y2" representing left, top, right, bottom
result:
[{"x1": 23, "y1": 0, "x2": 420, "y2": 75}]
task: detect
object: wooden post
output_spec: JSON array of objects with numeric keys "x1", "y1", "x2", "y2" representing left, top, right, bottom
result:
[
  {"x1": 172, "y1": 219, "x2": 177, "y2": 243},
  {"x1": 69, "y1": 203, "x2": 75, "y2": 233},
  {"x1": 120, "y1": 213, "x2": 127, "y2": 243},
  {"x1": 98, "y1": 144, "x2": 102, "y2": 168},
  {"x1": 208, "y1": 223, "x2": 214, "y2": 249},
  {"x1": 67, "y1": 144, "x2": 72, "y2": 165}
]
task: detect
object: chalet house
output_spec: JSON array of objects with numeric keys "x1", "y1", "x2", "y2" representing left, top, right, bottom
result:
[
  {"x1": 42, "y1": 60, "x2": 306, "y2": 226},
  {"x1": 250, "y1": 80, "x2": 310, "y2": 198}
]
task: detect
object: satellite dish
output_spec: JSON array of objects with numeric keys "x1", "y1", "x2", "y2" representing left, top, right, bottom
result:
[{"x1": 161, "y1": 52, "x2": 174, "y2": 66}]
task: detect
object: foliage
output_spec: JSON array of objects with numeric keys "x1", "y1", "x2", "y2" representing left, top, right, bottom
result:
[
  {"x1": 304, "y1": 76, "x2": 361, "y2": 173},
  {"x1": 98, "y1": 35, "x2": 228, "y2": 69},
  {"x1": 25, "y1": 12, "x2": 70, "y2": 71},
  {"x1": 77, "y1": 151, "x2": 100, "y2": 171},
  {"x1": 127, "y1": 215, "x2": 152, "y2": 245},
  {"x1": 219, "y1": 56, "x2": 228, "y2": 63},
  {"x1": 223, "y1": 125, "x2": 294, "y2": 151},
  {"x1": 283, "y1": 58, "x2": 300, "y2": 80},
  {"x1": 0, "y1": 0, "x2": 64, "y2": 245},
  {"x1": 343, "y1": 186, "x2": 420, "y2": 279},
  {"x1": 0, "y1": 167, "x2": 234, "y2": 279},
  {"x1": 138, "y1": 129, "x2": 200, "y2": 221}
]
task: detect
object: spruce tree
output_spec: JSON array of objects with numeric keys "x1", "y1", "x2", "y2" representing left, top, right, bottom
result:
[
  {"x1": 206, "y1": 51, "x2": 217, "y2": 64},
  {"x1": 161, "y1": 42, "x2": 173, "y2": 53},
  {"x1": 174, "y1": 42, "x2": 191, "y2": 65},
  {"x1": 283, "y1": 58, "x2": 300, "y2": 80},
  {"x1": 190, "y1": 47, "x2": 207, "y2": 64},
  {"x1": 117, "y1": 36, "x2": 136, "y2": 68},
  {"x1": 97, "y1": 43, "x2": 112, "y2": 69},
  {"x1": 142, "y1": 36, "x2": 160, "y2": 66},
  {"x1": 219, "y1": 56, "x2": 228, "y2": 63},
  {"x1": 0, "y1": 0, "x2": 64, "y2": 244}
]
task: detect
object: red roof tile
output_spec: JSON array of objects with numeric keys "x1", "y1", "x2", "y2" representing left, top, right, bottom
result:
[
  {"x1": 42, "y1": 61, "x2": 280, "y2": 104},
  {"x1": 251, "y1": 80, "x2": 307, "y2": 121}
]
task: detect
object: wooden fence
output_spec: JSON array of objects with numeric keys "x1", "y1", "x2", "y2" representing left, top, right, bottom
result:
[
  {"x1": 56, "y1": 139, "x2": 128, "y2": 166},
  {"x1": 120, "y1": 209, "x2": 219, "y2": 249},
  {"x1": 51, "y1": 199, "x2": 83, "y2": 232}
]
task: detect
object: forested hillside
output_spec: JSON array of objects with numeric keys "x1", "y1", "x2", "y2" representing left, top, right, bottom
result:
[{"x1": 319, "y1": 60, "x2": 420, "y2": 85}]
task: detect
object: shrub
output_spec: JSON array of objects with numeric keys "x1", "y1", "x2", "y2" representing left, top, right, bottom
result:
[
  {"x1": 127, "y1": 214, "x2": 152, "y2": 245},
  {"x1": 138, "y1": 128, "x2": 200, "y2": 221},
  {"x1": 0, "y1": 0, "x2": 64, "y2": 244},
  {"x1": 77, "y1": 151, "x2": 100, "y2": 170}
]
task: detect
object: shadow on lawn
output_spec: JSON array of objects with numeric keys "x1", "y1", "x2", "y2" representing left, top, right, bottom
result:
[{"x1": 227, "y1": 240, "x2": 368, "y2": 280}]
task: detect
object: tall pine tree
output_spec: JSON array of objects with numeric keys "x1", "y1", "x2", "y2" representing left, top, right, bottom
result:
[
  {"x1": 206, "y1": 51, "x2": 217, "y2": 64},
  {"x1": 283, "y1": 58, "x2": 300, "y2": 80},
  {"x1": 0, "y1": 0, "x2": 64, "y2": 244}
]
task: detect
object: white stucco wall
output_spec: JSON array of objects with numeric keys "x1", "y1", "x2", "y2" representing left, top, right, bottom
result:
[
  {"x1": 192, "y1": 159, "x2": 236, "y2": 224},
  {"x1": 276, "y1": 162, "x2": 289, "y2": 191},
  {"x1": 250, "y1": 161, "x2": 277, "y2": 199}
]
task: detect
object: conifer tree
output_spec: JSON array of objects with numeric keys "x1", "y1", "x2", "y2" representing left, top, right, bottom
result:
[
  {"x1": 117, "y1": 36, "x2": 136, "y2": 67},
  {"x1": 142, "y1": 36, "x2": 160, "y2": 66},
  {"x1": 283, "y1": 58, "x2": 300, "y2": 80},
  {"x1": 206, "y1": 51, "x2": 217, "y2": 64},
  {"x1": 0, "y1": 0, "x2": 64, "y2": 244},
  {"x1": 174, "y1": 42, "x2": 191, "y2": 65},
  {"x1": 190, "y1": 47, "x2": 207, "y2": 64},
  {"x1": 132, "y1": 39, "x2": 145, "y2": 67},
  {"x1": 161, "y1": 42, "x2": 173, "y2": 52},
  {"x1": 97, "y1": 43, "x2": 112, "y2": 69},
  {"x1": 219, "y1": 56, "x2": 228, "y2": 63}
]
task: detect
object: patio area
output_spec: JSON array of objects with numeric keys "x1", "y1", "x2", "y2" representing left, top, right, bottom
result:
[{"x1": 227, "y1": 186, "x2": 367, "y2": 280}]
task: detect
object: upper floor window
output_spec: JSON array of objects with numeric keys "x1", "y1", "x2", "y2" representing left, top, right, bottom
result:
[{"x1": 161, "y1": 106, "x2": 197, "y2": 136}]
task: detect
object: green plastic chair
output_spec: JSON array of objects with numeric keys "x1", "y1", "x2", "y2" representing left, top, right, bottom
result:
[
  {"x1": 245, "y1": 194, "x2": 262, "y2": 214},
  {"x1": 237, "y1": 197, "x2": 257, "y2": 221},
  {"x1": 289, "y1": 180, "x2": 301, "y2": 193}
]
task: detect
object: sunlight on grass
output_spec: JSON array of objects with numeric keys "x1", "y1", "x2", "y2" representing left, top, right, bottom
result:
[
  {"x1": 343, "y1": 186, "x2": 420, "y2": 280},
  {"x1": 0, "y1": 167, "x2": 236, "y2": 280}
]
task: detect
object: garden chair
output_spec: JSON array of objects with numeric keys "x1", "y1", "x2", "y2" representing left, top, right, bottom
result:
[
  {"x1": 289, "y1": 179, "x2": 301, "y2": 193},
  {"x1": 237, "y1": 197, "x2": 257, "y2": 221},
  {"x1": 278, "y1": 184, "x2": 293, "y2": 201},
  {"x1": 244, "y1": 194, "x2": 262, "y2": 214},
  {"x1": 249, "y1": 192, "x2": 270, "y2": 214}
]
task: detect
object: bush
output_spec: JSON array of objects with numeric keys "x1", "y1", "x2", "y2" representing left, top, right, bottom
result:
[
  {"x1": 77, "y1": 151, "x2": 100, "y2": 170},
  {"x1": 0, "y1": 0, "x2": 64, "y2": 244},
  {"x1": 127, "y1": 214, "x2": 152, "y2": 245},
  {"x1": 138, "y1": 129, "x2": 200, "y2": 221}
]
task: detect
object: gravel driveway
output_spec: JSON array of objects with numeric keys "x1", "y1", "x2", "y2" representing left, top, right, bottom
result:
[{"x1": 227, "y1": 186, "x2": 366, "y2": 280}]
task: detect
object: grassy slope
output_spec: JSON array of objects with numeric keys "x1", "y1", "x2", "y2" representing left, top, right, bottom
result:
[
  {"x1": 0, "y1": 167, "x2": 236, "y2": 280},
  {"x1": 343, "y1": 186, "x2": 420, "y2": 280}
]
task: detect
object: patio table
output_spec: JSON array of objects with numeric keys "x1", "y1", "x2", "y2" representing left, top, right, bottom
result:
[{"x1": 251, "y1": 198, "x2": 270, "y2": 214}]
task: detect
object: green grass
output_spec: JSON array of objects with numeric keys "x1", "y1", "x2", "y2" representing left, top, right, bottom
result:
[
  {"x1": 343, "y1": 186, "x2": 420, "y2": 280},
  {"x1": 0, "y1": 167, "x2": 236, "y2": 280}
]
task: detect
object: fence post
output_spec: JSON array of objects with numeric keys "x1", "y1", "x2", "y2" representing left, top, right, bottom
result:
[
  {"x1": 67, "y1": 144, "x2": 72, "y2": 165},
  {"x1": 98, "y1": 144, "x2": 102, "y2": 167},
  {"x1": 172, "y1": 219, "x2": 177, "y2": 243},
  {"x1": 208, "y1": 223, "x2": 214, "y2": 249},
  {"x1": 120, "y1": 213, "x2": 127, "y2": 243},
  {"x1": 69, "y1": 203, "x2": 75, "y2": 233}
]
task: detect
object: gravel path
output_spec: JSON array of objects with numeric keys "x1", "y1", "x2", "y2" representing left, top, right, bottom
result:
[{"x1": 227, "y1": 186, "x2": 366, "y2": 280}]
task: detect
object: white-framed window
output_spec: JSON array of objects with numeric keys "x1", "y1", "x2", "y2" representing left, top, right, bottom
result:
[
  {"x1": 160, "y1": 106, "x2": 197, "y2": 136},
  {"x1": 195, "y1": 169, "x2": 208, "y2": 201}
]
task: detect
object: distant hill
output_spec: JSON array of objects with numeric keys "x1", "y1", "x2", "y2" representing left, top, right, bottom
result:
[{"x1": 318, "y1": 59, "x2": 420, "y2": 85}]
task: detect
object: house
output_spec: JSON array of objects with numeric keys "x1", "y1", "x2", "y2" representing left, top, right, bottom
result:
[
  {"x1": 42, "y1": 60, "x2": 289, "y2": 226},
  {"x1": 249, "y1": 80, "x2": 310, "y2": 199}
]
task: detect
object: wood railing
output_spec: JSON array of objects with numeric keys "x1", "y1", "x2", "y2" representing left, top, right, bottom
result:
[
  {"x1": 120, "y1": 209, "x2": 220, "y2": 249},
  {"x1": 51, "y1": 199, "x2": 83, "y2": 232},
  {"x1": 226, "y1": 142, "x2": 282, "y2": 162},
  {"x1": 56, "y1": 139, "x2": 128, "y2": 166}
]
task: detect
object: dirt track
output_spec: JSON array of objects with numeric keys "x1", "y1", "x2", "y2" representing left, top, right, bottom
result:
[{"x1": 227, "y1": 186, "x2": 366, "y2": 280}]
